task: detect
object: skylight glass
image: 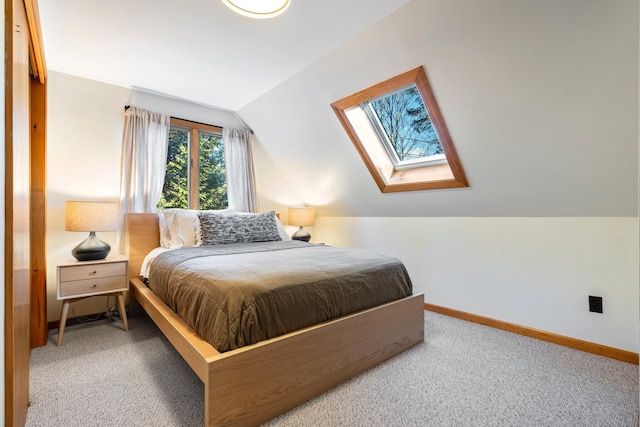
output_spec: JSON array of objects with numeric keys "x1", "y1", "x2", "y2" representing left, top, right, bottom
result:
[{"x1": 363, "y1": 84, "x2": 445, "y2": 170}]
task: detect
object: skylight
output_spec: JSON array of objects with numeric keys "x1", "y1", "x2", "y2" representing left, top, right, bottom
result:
[
  {"x1": 364, "y1": 84, "x2": 445, "y2": 170},
  {"x1": 331, "y1": 67, "x2": 468, "y2": 193}
]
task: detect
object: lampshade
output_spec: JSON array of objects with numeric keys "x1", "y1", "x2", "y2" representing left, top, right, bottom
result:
[
  {"x1": 65, "y1": 201, "x2": 118, "y2": 261},
  {"x1": 288, "y1": 207, "x2": 315, "y2": 227},
  {"x1": 222, "y1": 0, "x2": 290, "y2": 19},
  {"x1": 65, "y1": 201, "x2": 118, "y2": 232}
]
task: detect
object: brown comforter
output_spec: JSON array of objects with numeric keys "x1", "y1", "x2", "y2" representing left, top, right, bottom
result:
[{"x1": 148, "y1": 241, "x2": 413, "y2": 352}]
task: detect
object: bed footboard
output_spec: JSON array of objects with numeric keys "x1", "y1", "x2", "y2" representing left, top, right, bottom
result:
[{"x1": 205, "y1": 293, "x2": 424, "y2": 426}]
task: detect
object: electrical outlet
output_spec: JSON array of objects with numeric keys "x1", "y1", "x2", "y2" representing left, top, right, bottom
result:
[{"x1": 589, "y1": 296, "x2": 603, "y2": 313}]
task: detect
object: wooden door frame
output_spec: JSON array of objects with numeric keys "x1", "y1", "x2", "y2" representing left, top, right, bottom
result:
[
  {"x1": 25, "y1": 0, "x2": 47, "y2": 349},
  {"x1": 30, "y1": 77, "x2": 46, "y2": 348}
]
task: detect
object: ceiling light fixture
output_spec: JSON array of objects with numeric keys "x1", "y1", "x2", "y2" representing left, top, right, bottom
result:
[{"x1": 222, "y1": 0, "x2": 291, "y2": 19}]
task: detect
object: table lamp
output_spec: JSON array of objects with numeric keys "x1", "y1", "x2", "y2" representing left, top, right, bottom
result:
[
  {"x1": 65, "y1": 201, "x2": 118, "y2": 261},
  {"x1": 288, "y1": 207, "x2": 315, "y2": 242}
]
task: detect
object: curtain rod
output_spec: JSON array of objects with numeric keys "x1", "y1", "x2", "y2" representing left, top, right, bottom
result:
[{"x1": 124, "y1": 105, "x2": 253, "y2": 134}]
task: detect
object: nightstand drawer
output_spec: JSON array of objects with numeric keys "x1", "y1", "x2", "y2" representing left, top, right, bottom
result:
[
  {"x1": 55, "y1": 256, "x2": 130, "y2": 345},
  {"x1": 58, "y1": 275, "x2": 127, "y2": 298},
  {"x1": 58, "y1": 261, "x2": 127, "y2": 282}
]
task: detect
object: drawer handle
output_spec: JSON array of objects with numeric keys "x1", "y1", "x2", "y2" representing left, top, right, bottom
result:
[
  {"x1": 92, "y1": 284, "x2": 97, "y2": 288},
  {"x1": 89, "y1": 270, "x2": 97, "y2": 276}
]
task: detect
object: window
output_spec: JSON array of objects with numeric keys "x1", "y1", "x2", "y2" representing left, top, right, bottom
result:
[
  {"x1": 158, "y1": 118, "x2": 228, "y2": 210},
  {"x1": 331, "y1": 67, "x2": 468, "y2": 192},
  {"x1": 364, "y1": 84, "x2": 445, "y2": 169}
]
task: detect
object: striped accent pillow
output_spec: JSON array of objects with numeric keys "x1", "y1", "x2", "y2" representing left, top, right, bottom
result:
[{"x1": 198, "y1": 211, "x2": 282, "y2": 245}]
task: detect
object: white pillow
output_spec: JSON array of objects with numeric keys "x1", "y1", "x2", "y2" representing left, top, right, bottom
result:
[
  {"x1": 275, "y1": 217, "x2": 291, "y2": 241},
  {"x1": 159, "y1": 208, "x2": 235, "y2": 248},
  {"x1": 158, "y1": 210, "x2": 170, "y2": 248}
]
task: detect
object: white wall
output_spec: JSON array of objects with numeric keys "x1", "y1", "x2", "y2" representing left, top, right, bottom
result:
[
  {"x1": 242, "y1": 0, "x2": 639, "y2": 218},
  {"x1": 242, "y1": 0, "x2": 640, "y2": 353},
  {"x1": 46, "y1": 71, "x2": 244, "y2": 320},
  {"x1": 316, "y1": 217, "x2": 639, "y2": 352}
]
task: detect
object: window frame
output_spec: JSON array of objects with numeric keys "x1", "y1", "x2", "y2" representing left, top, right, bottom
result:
[
  {"x1": 331, "y1": 66, "x2": 468, "y2": 193},
  {"x1": 168, "y1": 118, "x2": 224, "y2": 210}
]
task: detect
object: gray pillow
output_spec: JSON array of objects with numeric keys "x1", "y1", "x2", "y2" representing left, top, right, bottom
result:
[{"x1": 198, "y1": 211, "x2": 282, "y2": 245}]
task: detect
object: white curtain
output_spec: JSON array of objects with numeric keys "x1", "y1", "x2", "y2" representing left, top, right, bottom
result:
[
  {"x1": 223, "y1": 128, "x2": 258, "y2": 213},
  {"x1": 117, "y1": 106, "x2": 170, "y2": 250}
]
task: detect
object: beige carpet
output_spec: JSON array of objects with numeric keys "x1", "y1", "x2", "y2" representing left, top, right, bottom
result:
[{"x1": 26, "y1": 307, "x2": 638, "y2": 426}]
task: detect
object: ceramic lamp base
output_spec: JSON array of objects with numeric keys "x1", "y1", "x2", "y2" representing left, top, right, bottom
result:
[
  {"x1": 72, "y1": 231, "x2": 111, "y2": 261},
  {"x1": 291, "y1": 226, "x2": 311, "y2": 242}
]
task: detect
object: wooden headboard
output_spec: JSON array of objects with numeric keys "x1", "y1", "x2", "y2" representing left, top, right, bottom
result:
[{"x1": 124, "y1": 213, "x2": 160, "y2": 279}]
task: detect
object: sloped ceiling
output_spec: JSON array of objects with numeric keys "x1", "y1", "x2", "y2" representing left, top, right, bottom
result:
[
  {"x1": 40, "y1": 0, "x2": 639, "y2": 217},
  {"x1": 39, "y1": 0, "x2": 412, "y2": 111}
]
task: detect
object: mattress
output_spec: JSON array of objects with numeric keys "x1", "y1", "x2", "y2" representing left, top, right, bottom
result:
[{"x1": 148, "y1": 240, "x2": 413, "y2": 352}]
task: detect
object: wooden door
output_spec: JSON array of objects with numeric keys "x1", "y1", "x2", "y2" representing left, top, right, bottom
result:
[{"x1": 5, "y1": 0, "x2": 32, "y2": 424}]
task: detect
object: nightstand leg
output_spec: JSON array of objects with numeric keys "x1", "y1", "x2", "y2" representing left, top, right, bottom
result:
[
  {"x1": 57, "y1": 300, "x2": 70, "y2": 346},
  {"x1": 116, "y1": 292, "x2": 128, "y2": 331}
]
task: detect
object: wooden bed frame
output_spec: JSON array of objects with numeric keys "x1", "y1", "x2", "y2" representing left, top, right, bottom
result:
[{"x1": 125, "y1": 213, "x2": 425, "y2": 426}]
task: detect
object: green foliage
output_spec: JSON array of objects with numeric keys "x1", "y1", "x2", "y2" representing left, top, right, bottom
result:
[
  {"x1": 158, "y1": 128, "x2": 227, "y2": 210},
  {"x1": 198, "y1": 133, "x2": 227, "y2": 210},
  {"x1": 158, "y1": 128, "x2": 189, "y2": 209}
]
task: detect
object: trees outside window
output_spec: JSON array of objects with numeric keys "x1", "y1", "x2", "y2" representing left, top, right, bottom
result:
[
  {"x1": 158, "y1": 119, "x2": 227, "y2": 210},
  {"x1": 367, "y1": 85, "x2": 444, "y2": 162}
]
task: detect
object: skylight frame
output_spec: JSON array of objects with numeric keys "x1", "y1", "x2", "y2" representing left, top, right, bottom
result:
[{"x1": 331, "y1": 66, "x2": 468, "y2": 193}]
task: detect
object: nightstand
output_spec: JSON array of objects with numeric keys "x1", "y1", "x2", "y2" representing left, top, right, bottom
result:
[{"x1": 56, "y1": 255, "x2": 129, "y2": 346}]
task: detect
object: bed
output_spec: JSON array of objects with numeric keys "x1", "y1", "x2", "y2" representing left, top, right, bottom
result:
[{"x1": 125, "y1": 212, "x2": 424, "y2": 426}]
